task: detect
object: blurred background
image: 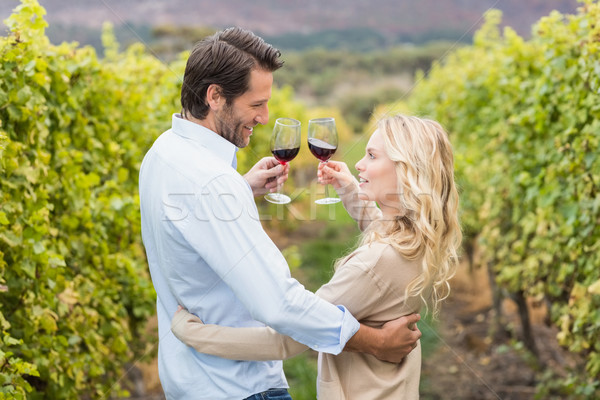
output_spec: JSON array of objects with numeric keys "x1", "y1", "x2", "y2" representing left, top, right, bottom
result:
[
  {"x1": 0, "y1": 0, "x2": 581, "y2": 132},
  {"x1": 2, "y1": 1, "x2": 598, "y2": 400}
]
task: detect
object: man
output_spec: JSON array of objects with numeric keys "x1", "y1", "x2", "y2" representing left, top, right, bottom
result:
[{"x1": 139, "y1": 27, "x2": 421, "y2": 400}]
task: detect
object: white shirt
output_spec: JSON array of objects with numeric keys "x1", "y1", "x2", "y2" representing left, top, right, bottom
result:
[{"x1": 139, "y1": 114, "x2": 359, "y2": 400}]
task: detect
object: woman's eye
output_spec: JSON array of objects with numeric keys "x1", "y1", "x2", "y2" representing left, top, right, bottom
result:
[{"x1": 368, "y1": 153, "x2": 375, "y2": 159}]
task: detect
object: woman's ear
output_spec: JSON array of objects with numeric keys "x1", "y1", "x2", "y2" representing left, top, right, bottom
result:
[{"x1": 206, "y1": 84, "x2": 223, "y2": 110}]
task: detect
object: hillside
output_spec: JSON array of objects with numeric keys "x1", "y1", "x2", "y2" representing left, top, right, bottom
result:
[{"x1": 1, "y1": 0, "x2": 580, "y2": 45}]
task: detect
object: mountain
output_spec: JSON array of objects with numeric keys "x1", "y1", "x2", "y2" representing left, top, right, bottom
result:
[{"x1": 0, "y1": 0, "x2": 581, "y2": 50}]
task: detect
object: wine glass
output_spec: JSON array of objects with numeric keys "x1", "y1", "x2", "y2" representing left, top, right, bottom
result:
[
  {"x1": 265, "y1": 118, "x2": 301, "y2": 204},
  {"x1": 307, "y1": 117, "x2": 341, "y2": 204}
]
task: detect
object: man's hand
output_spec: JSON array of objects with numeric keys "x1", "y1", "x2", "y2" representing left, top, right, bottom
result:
[
  {"x1": 243, "y1": 157, "x2": 290, "y2": 197},
  {"x1": 344, "y1": 313, "x2": 422, "y2": 363}
]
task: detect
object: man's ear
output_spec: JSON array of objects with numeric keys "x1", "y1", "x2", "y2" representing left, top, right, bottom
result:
[{"x1": 206, "y1": 84, "x2": 224, "y2": 110}]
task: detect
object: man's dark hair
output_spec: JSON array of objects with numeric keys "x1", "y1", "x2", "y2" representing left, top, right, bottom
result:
[{"x1": 180, "y1": 27, "x2": 283, "y2": 120}]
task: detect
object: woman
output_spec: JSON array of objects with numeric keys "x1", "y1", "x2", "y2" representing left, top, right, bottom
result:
[{"x1": 171, "y1": 114, "x2": 462, "y2": 399}]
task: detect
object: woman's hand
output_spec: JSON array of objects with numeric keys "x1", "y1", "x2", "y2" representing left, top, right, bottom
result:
[
  {"x1": 172, "y1": 306, "x2": 205, "y2": 342},
  {"x1": 318, "y1": 160, "x2": 357, "y2": 192}
]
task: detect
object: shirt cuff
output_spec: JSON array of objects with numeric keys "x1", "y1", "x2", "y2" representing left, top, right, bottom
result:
[{"x1": 315, "y1": 305, "x2": 360, "y2": 355}]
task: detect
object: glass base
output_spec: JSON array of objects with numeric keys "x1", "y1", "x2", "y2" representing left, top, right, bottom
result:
[
  {"x1": 265, "y1": 192, "x2": 291, "y2": 204},
  {"x1": 315, "y1": 197, "x2": 341, "y2": 205}
]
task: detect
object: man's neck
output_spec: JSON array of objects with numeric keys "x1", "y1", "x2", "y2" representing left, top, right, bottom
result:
[{"x1": 182, "y1": 111, "x2": 216, "y2": 133}]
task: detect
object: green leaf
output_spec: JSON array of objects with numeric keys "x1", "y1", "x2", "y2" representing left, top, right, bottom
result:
[
  {"x1": 589, "y1": 279, "x2": 600, "y2": 295},
  {"x1": 0, "y1": 212, "x2": 9, "y2": 225}
]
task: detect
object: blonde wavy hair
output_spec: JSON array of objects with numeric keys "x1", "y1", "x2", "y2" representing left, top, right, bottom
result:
[{"x1": 354, "y1": 114, "x2": 462, "y2": 317}]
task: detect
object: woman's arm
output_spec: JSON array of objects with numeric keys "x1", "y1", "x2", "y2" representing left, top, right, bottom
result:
[
  {"x1": 172, "y1": 242, "x2": 421, "y2": 364},
  {"x1": 318, "y1": 161, "x2": 381, "y2": 231},
  {"x1": 171, "y1": 308, "x2": 308, "y2": 361}
]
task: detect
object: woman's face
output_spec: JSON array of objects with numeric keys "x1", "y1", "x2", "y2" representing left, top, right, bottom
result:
[{"x1": 355, "y1": 129, "x2": 400, "y2": 215}]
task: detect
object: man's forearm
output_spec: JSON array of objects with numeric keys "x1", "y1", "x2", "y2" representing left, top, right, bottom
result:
[{"x1": 344, "y1": 323, "x2": 382, "y2": 357}]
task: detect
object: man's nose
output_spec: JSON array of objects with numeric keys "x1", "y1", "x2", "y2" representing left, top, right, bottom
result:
[{"x1": 255, "y1": 104, "x2": 269, "y2": 125}]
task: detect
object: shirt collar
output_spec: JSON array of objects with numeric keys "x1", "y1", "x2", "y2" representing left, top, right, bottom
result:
[{"x1": 171, "y1": 113, "x2": 238, "y2": 168}]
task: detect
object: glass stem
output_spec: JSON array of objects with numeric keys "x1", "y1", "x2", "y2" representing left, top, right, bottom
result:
[
  {"x1": 322, "y1": 161, "x2": 331, "y2": 198},
  {"x1": 277, "y1": 162, "x2": 285, "y2": 196}
]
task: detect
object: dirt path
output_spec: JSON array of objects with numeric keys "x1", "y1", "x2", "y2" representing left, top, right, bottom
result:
[{"x1": 420, "y1": 261, "x2": 570, "y2": 400}]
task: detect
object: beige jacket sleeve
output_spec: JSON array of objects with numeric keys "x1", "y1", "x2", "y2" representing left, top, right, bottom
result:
[
  {"x1": 337, "y1": 180, "x2": 381, "y2": 231},
  {"x1": 171, "y1": 309, "x2": 308, "y2": 361}
]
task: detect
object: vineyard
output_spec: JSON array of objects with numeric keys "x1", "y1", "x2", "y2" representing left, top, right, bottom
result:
[
  {"x1": 402, "y1": 2, "x2": 600, "y2": 397},
  {"x1": 0, "y1": 0, "x2": 177, "y2": 398},
  {"x1": 1, "y1": 0, "x2": 599, "y2": 399}
]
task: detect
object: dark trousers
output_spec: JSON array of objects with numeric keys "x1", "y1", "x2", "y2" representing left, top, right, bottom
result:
[{"x1": 243, "y1": 388, "x2": 293, "y2": 400}]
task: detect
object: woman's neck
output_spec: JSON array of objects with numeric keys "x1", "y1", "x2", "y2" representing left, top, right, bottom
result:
[{"x1": 378, "y1": 199, "x2": 404, "y2": 221}]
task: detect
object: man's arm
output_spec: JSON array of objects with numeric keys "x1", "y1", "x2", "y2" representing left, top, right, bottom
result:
[
  {"x1": 243, "y1": 157, "x2": 289, "y2": 196},
  {"x1": 345, "y1": 314, "x2": 422, "y2": 363},
  {"x1": 176, "y1": 173, "x2": 360, "y2": 355},
  {"x1": 172, "y1": 307, "x2": 420, "y2": 363}
]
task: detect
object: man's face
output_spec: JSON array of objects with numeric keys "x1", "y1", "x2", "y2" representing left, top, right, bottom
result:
[{"x1": 214, "y1": 69, "x2": 273, "y2": 148}]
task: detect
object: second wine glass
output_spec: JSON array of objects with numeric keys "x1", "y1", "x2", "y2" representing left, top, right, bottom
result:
[
  {"x1": 265, "y1": 118, "x2": 301, "y2": 204},
  {"x1": 307, "y1": 117, "x2": 341, "y2": 204}
]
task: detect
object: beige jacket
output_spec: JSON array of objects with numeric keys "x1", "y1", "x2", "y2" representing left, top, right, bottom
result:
[{"x1": 172, "y1": 182, "x2": 423, "y2": 399}]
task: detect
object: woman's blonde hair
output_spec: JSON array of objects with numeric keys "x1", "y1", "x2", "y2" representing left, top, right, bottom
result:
[{"x1": 356, "y1": 114, "x2": 462, "y2": 317}]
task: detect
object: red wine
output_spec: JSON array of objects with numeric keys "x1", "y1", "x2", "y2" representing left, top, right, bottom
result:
[
  {"x1": 308, "y1": 138, "x2": 337, "y2": 162},
  {"x1": 272, "y1": 147, "x2": 300, "y2": 164}
]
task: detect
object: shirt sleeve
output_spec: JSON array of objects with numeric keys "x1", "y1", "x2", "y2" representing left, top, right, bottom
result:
[
  {"x1": 171, "y1": 309, "x2": 308, "y2": 361},
  {"x1": 168, "y1": 244, "x2": 410, "y2": 361},
  {"x1": 337, "y1": 180, "x2": 382, "y2": 232},
  {"x1": 172, "y1": 172, "x2": 359, "y2": 354}
]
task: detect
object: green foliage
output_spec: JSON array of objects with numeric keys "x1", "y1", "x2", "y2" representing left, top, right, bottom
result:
[
  {"x1": 0, "y1": 0, "x2": 182, "y2": 397},
  {"x1": 339, "y1": 86, "x2": 406, "y2": 133},
  {"x1": 0, "y1": 309, "x2": 40, "y2": 400},
  {"x1": 0, "y1": 129, "x2": 6, "y2": 157},
  {"x1": 264, "y1": 27, "x2": 388, "y2": 52},
  {"x1": 46, "y1": 23, "x2": 154, "y2": 58},
  {"x1": 274, "y1": 42, "x2": 455, "y2": 115},
  {"x1": 149, "y1": 25, "x2": 217, "y2": 62},
  {"x1": 0, "y1": 1, "x2": 337, "y2": 397},
  {"x1": 283, "y1": 352, "x2": 318, "y2": 400},
  {"x1": 405, "y1": 2, "x2": 600, "y2": 397}
]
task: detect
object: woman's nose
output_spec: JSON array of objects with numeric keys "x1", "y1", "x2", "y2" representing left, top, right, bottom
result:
[{"x1": 355, "y1": 157, "x2": 365, "y2": 171}]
